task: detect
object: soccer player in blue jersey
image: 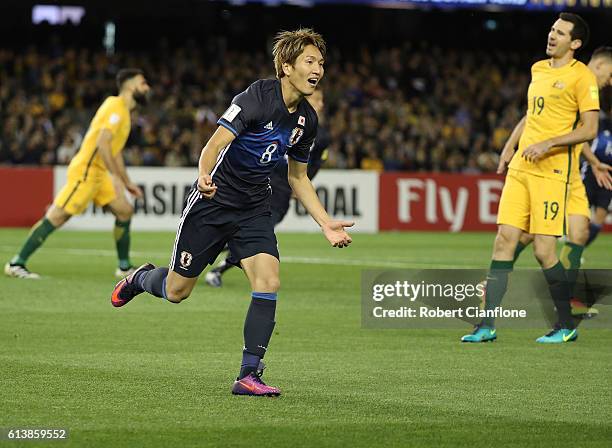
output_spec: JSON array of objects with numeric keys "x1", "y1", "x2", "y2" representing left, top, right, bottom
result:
[
  {"x1": 582, "y1": 48, "x2": 612, "y2": 248},
  {"x1": 584, "y1": 116, "x2": 612, "y2": 245},
  {"x1": 110, "y1": 29, "x2": 353, "y2": 396},
  {"x1": 204, "y1": 89, "x2": 330, "y2": 288}
]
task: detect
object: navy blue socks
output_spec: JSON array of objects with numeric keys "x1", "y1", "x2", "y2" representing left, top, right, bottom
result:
[
  {"x1": 135, "y1": 267, "x2": 169, "y2": 299},
  {"x1": 239, "y1": 292, "x2": 277, "y2": 379}
]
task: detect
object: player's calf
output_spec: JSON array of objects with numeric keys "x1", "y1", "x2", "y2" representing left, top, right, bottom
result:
[
  {"x1": 164, "y1": 288, "x2": 190, "y2": 303},
  {"x1": 163, "y1": 271, "x2": 197, "y2": 303}
]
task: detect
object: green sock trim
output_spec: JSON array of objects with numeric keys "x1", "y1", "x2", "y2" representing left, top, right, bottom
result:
[
  {"x1": 114, "y1": 219, "x2": 131, "y2": 269},
  {"x1": 542, "y1": 261, "x2": 574, "y2": 328},
  {"x1": 13, "y1": 218, "x2": 56, "y2": 265},
  {"x1": 490, "y1": 260, "x2": 514, "y2": 271},
  {"x1": 115, "y1": 219, "x2": 131, "y2": 229},
  {"x1": 542, "y1": 261, "x2": 565, "y2": 277},
  {"x1": 512, "y1": 242, "x2": 527, "y2": 263},
  {"x1": 560, "y1": 242, "x2": 584, "y2": 270},
  {"x1": 560, "y1": 242, "x2": 584, "y2": 298},
  {"x1": 481, "y1": 260, "x2": 513, "y2": 327}
]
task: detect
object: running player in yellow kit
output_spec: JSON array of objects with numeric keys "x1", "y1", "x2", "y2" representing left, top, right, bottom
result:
[
  {"x1": 5, "y1": 69, "x2": 150, "y2": 279},
  {"x1": 461, "y1": 13, "x2": 599, "y2": 344}
]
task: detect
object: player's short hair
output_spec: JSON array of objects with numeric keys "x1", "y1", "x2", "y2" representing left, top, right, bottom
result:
[
  {"x1": 116, "y1": 68, "x2": 144, "y2": 91},
  {"x1": 591, "y1": 46, "x2": 612, "y2": 62},
  {"x1": 559, "y1": 12, "x2": 589, "y2": 51},
  {"x1": 272, "y1": 28, "x2": 326, "y2": 79}
]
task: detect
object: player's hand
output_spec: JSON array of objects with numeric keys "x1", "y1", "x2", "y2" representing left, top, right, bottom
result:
[
  {"x1": 197, "y1": 174, "x2": 217, "y2": 199},
  {"x1": 126, "y1": 182, "x2": 144, "y2": 199},
  {"x1": 497, "y1": 146, "x2": 515, "y2": 174},
  {"x1": 321, "y1": 220, "x2": 354, "y2": 248},
  {"x1": 521, "y1": 141, "x2": 552, "y2": 163},
  {"x1": 592, "y1": 162, "x2": 612, "y2": 190}
]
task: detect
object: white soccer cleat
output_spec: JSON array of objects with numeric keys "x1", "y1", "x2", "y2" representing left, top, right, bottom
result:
[
  {"x1": 115, "y1": 266, "x2": 136, "y2": 279},
  {"x1": 205, "y1": 271, "x2": 223, "y2": 288},
  {"x1": 4, "y1": 263, "x2": 41, "y2": 279}
]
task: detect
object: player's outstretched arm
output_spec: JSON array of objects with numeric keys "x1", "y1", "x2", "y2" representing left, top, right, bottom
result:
[
  {"x1": 287, "y1": 158, "x2": 353, "y2": 248},
  {"x1": 114, "y1": 152, "x2": 143, "y2": 198},
  {"x1": 522, "y1": 110, "x2": 599, "y2": 163},
  {"x1": 196, "y1": 126, "x2": 236, "y2": 199},
  {"x1": 582, "y1": 142, "x2": 612, "y2": 190},
  {"x1": 497, "y1": 115, "x2": 526, "y2": 174}
]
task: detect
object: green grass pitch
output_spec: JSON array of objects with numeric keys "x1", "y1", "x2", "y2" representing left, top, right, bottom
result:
[{"x1": 0, "y1": 229, "x2": 611, "y2": 447}]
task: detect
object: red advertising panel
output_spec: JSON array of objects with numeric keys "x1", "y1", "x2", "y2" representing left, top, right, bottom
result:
[
  {"x1": 379, "y1": 173, "x2": 505, "y2": 231},
  {"x1": 0, "y1": 167, "x2": 54, "y2": 226}
]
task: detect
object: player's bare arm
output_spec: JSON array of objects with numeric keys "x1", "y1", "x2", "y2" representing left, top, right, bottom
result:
[
  {"x1": 287, "y1": 158, "x2": 353, "y2": 248},
  {"x1": 114, "y1": 151, "x2": 143, "y2": 198},
  {"x1": 522, "y1": 110, "x2": 598, "y2": 162},
  {"x1": 97, "y1": 128, "x2": 123, "y2": 178},
  {"x1": 197, "y1": 126, "x2": 235, "y2": 199},
  {"x1": 498, "y1": 115, "x2": 526, "y2": 173},
  {"x1": 582, "y1": 141, "x2": 612, "y2": 189}
]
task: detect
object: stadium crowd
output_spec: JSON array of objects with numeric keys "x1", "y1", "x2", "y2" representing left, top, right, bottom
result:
[{"x1": 0, "y1": 41, "x2": 535, "y2": 172}]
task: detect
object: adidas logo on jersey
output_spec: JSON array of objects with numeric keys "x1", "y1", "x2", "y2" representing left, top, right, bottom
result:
[{"x1": 264, "y1": 121, "x2": 273, "y2": 130}]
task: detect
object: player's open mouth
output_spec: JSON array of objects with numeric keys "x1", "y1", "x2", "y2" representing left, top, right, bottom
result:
[{"x1": 307, "y1": 78, "x2": 318, "y2": 86}]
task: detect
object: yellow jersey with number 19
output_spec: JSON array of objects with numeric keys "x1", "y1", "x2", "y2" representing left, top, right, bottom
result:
[
  {"x1": 508, "y1": 59, "x2": 599, "y2": 182},
  {"x1": 67, "y1": 96, "x2": 131, "y2": 180}
]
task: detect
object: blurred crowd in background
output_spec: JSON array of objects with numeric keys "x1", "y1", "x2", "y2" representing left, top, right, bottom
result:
[{"x1": 0, "y1": 40, "x2": 537, "y2": 173}]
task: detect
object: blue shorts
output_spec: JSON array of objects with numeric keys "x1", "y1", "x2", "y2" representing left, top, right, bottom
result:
[
  {"x1": 170, "y1": 188, "x2": 279, "y2": 278},
  {"x1": 584, "y1": 167, "x2": 612, "y2": 210}
]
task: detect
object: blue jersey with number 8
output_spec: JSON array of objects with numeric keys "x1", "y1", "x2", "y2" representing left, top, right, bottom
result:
[{"x1": 213, "y1": 79, "x2": 318, "y2": 209}]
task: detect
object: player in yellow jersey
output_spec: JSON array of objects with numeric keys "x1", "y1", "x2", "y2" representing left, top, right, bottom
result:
[
  {"x1": 461, "y1": 13, "x2": 599, "y2": 344},
  {"x1": 5, "y1": 69, "x2": 150, "y2": 279},
  {"x1": 508, "y1": 47, "x2": 612, "y2": 318}
]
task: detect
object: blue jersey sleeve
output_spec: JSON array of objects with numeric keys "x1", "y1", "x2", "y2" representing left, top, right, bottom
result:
[
  {"x1": 593, "y1": 129, "x2": 612, "y2": 165},
  {"x1": 217, "y1": 82, "x2": 262, "y2": 136}
]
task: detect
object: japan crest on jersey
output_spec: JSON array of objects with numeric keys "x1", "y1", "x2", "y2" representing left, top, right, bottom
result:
[{"x1": 289, "y1": 127, "x2": 304, "y2": 146}]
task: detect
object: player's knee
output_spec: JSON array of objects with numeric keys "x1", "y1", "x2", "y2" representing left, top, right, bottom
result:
[
  {"x1": 114, "y1": 205, "x2": 134, "y2": 221},
  {"x1": 574, "y1": 232, "x2": 588, "y2": 247},
  {"x1": 494, "y1": 229, "x2": 518, "y2": 255},
  {"x1": 46, "y1": 206, "x2": 70, "y2": 227},
  {"x1": 254, "y1": 276, "x2": 280, "y2": 293},
  {"x1": 570, "y1": 228, "x2": 589, "y2": 246},
  {"x1": 520, "y1": 233, "x2": 534, "y2": 246},
  {"x1": 533, "y1": 247, "x2": 556, "y2": 267}
]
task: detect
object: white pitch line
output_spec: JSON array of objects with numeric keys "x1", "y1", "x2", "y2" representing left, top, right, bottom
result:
[{"x1": 0, "y1": 245, "x2": 481, "y2": 269}]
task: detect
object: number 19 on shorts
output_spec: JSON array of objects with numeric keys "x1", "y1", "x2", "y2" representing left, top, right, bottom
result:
[{"x1": 543, "y1": 201, "x2": 559, "y2": 220}]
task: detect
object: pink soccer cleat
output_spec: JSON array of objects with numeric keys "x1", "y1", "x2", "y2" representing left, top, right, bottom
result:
[
  {"x1": 111, "y1": 263, "x2": 155, "y2": 307},
  {"x1": 231, "y1": 372, "x2": 281, "y2": 397}
]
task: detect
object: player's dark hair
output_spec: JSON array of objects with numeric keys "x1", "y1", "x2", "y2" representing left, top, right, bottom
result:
[
  {"x1": 559, "y1": 12, "x2": 589, "y2": 51},
  {"x1": 591, "y1": 46, "x2": 612, "y2": 62},
  {"x1": 272, "y1": 28, "x2": 326, "y2": 79},
  {"x1": 116, "y1": 68, "x2": 144, "y2": 91}
]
